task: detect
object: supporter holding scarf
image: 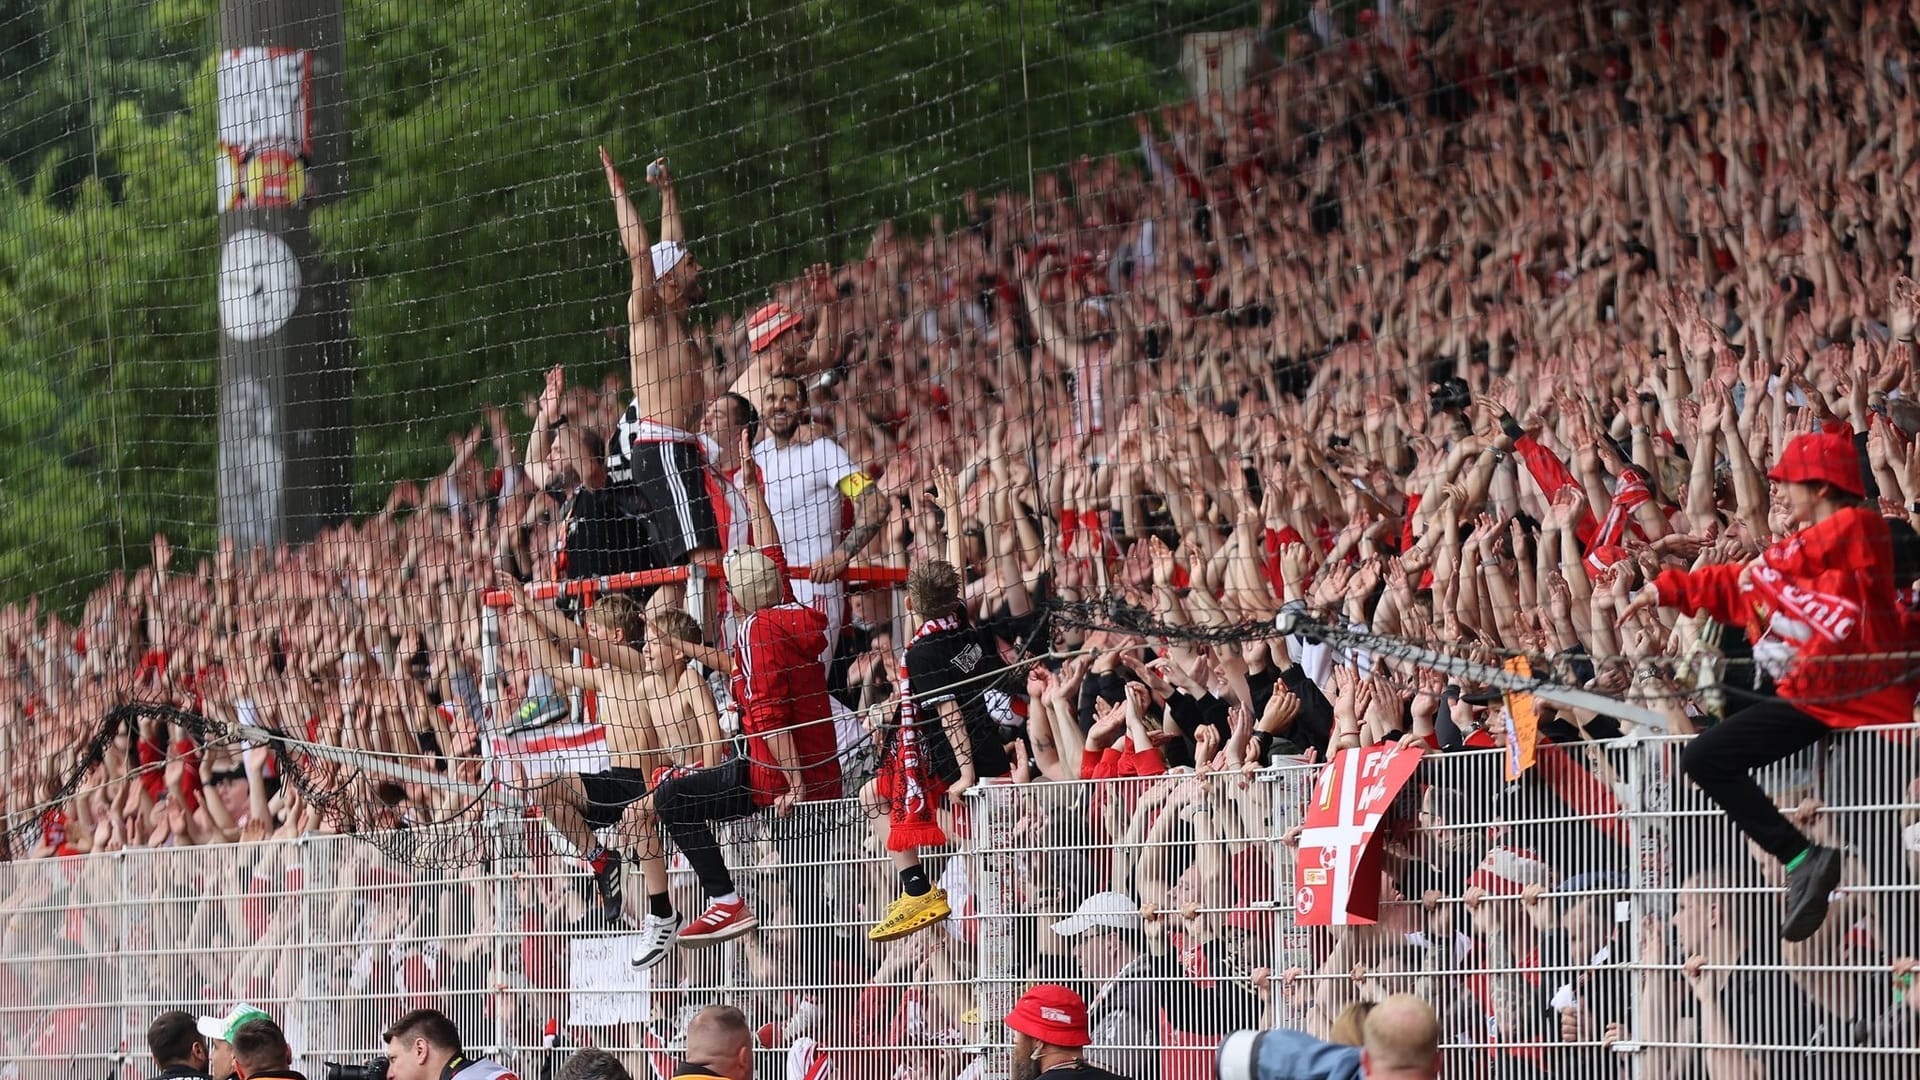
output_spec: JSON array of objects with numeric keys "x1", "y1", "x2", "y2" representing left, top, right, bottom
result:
[
  {"x1": 863, "y1": 558, "x2": 1013, "y2": 942},
  {"x1": 1618, "y1": 431, "x2": 1920, "y2": 943}
]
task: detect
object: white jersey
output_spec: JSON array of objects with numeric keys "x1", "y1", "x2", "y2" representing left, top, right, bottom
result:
[{"x1": 753, "y1": 436, "x2": 860, "y2": 568}]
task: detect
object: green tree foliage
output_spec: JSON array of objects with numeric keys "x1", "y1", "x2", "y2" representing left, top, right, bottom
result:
[{"x1": 0, "y1": 0, "x2": 1252, "y2": 611}]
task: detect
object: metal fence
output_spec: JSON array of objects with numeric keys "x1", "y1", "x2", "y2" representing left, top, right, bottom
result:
[{"x1": 3, "y1": 731, "x2": 1916, "y2": 1080}]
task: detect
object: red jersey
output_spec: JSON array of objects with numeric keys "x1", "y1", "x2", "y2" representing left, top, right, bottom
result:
[
  {"x1": 730, "y1": 546, "x2": 843, "y2": 804},
  {"x1": 1654, "y1": 506, "x2": 1920, "y2": 730}
]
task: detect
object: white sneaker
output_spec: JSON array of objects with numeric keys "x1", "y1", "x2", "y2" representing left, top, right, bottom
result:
[{"x1": 631, "y1": 911, "x2": 682, "y2": 970}]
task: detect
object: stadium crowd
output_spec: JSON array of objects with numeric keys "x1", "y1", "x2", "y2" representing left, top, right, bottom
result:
[{"x1": 6, "y1": 0, "x2": 1920, "y2": 1078}]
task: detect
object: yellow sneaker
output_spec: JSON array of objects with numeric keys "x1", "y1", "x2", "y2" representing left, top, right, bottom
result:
[{"x1": 867, "y1": 887, "x2": 951, "y2": 942}]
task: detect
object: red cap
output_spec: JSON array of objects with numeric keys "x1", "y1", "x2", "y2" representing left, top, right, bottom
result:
[
  {"x1": 1006, "y1": 985, "x2": 1090, "y2": 1047},
  {"x1": 1767, "y1": 431, "x2": 1864, "y2": 497},
  {"x1": 747, "y1": 302, "x2": 805, "y2": 354}
]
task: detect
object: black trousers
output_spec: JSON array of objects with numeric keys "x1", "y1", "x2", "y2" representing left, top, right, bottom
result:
[
  {"x1": 652, "y1": 759, "x2": 756, "y2": 899},
  {"x1": 1682, "y1": 701, "x2": 1919, "y2": 956},
  {"x1": 1681, "y1": 700, "x2": 1827, "y2": 864}
]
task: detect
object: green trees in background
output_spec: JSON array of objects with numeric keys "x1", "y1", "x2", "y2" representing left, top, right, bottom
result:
[{"x1": 0, "y1": 0, "x2": 1254, "y2": 611}]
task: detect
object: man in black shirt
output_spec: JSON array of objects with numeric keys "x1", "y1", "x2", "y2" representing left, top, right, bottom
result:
[
  {"x1": 865, "y1": 558, "x2": 1014, "y2": 941},
  {"x1": 1007, "y1": 985, "x2": 1128, "y2": 1080},
  {"x1": 147, "y1": 1012, "x2": 212, "y2": 1080}
]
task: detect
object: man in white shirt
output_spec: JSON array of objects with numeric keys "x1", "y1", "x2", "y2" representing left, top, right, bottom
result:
[{"x1": 752, "y1": 374, "x2": 888, "y2": 664}]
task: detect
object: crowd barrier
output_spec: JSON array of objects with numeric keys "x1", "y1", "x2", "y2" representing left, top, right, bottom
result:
[{"x1": 2, "y1": 731, "x2": 1915, "y2": 1080}]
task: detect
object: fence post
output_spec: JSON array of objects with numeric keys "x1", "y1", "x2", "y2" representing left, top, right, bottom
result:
[
  {"x1": 1264, "y1": 761, "x2": 1315, "y2": 1032},
  {"x1": 492, "y1": 816, "x2": 510, "y2": 1062},
  {"x1": 1624, "y1": 736, "x2": 1670, "y2": 1080},
  {"x1": 117, "y1": 850, "x2": 130, "y2": 1080},
  {"x1": 972, "y1": 783, "x2": 1016, "y2": 1080},
  {"x1": 481, "y1": 603, "x2": 501, "y2": 720},
  {"x1": 298, "y1": 833, "x2": 311, "y2": 1070}
]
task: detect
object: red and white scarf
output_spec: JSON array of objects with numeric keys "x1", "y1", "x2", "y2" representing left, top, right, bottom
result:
[
  {"x1": 879, "y1": 615, "x2": 961, "y2": 851},
  {"x1": 1583, "y1": 470, "x2": 1652, "y2": 577}
]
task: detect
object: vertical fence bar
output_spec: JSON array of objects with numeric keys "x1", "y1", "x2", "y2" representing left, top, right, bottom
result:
[
  {"x1": 298, "y1": 833, "x2": 311, "y2": 1072},
  {"x1": 116, "y1": 850, "x2": 130, "y2": 1080},
  {"x1": 972, "y1": 783, "x2": 1016, "y2": 1080},
  {"x1": 492, "y1": 816, "x2": 509, "y2": 1062},
  {"x1": 481, "y1": 602, "x2": 501, "y2": 718}
]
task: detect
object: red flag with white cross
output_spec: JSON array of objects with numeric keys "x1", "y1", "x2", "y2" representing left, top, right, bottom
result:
[{"x1": 1293, "y1": 744, "x2": 1425, "y2": 925}]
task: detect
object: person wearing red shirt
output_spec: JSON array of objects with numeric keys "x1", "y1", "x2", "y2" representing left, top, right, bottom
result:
[
  {"x1": 643, "y1": 433, "x2": 843, "y2": 954},
  {"x1": 1619, "y1": 431, "x2": 1920, "y2": 942}
]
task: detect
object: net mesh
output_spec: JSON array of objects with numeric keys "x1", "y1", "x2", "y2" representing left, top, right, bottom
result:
[{"x1": 6, "y1": 2, "x2": 1920, "y2": 1066}]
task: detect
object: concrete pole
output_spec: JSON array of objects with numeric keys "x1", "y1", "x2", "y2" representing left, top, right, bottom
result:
[{"x1": 215, "y1": 0, "x2": 350, "y2": 548}]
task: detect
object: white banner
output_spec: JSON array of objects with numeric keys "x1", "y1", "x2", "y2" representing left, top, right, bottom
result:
[{"x1": 567, "y1": 934, "x2": 650, "y2": 1027}]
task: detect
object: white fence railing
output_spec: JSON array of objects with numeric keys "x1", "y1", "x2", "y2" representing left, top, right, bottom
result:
[{"x1": 3, "y1": 733, "x2": 1915, "y2": 1080}]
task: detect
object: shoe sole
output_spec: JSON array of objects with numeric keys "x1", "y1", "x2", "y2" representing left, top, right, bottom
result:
[
  {"x1": 1780, "y1": 848, "x2": 1844, "y2": 943},
  {"x1": 867, "y1": 906, "x2": 952, "y2": 943},
  {"x1": 678, "y1": 917, "x2": 760, "y2": 947},
  {"x1": 631, "y1": 944, "x2": 675, "y2": 970}
]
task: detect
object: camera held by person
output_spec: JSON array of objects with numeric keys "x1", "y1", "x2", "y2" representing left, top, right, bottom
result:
[
  {"x1": 323, "y1": 1061, "x2": 389, "y2": 1080},
  {"x1": 381, "y1": 1009, "x2": 521, "y2": 1080}
]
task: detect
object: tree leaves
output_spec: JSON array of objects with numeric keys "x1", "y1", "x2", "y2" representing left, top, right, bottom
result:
[{"x1": 0, "y1": 0, "x2": 1235, "y2": 611}]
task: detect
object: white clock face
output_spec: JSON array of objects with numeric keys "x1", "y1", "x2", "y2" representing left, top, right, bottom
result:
[{"x1": 219, "y1": 228, "x2": 301, "y2": 342}]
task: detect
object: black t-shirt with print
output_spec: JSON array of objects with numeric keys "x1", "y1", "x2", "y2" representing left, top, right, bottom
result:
[{"x1": 903, "y1": 621, "x2": 1015, "y2": 783}]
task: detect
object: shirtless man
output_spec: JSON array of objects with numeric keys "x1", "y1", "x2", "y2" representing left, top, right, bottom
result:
[
  {"x1": 622, "y1": 606, "x2": 732, "y2": 970},
  {"x1": 506, "y1": 582, "x2": 669, "y2": 920},
  {"x1": 636, "y1": 608, "x2": 726, "y2": 774},
  {"x1": 599, "y1": 149, "x2": 726, "y2": 622}
]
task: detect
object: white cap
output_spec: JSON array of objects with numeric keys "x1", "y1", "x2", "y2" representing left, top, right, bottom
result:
[
  {"x1": 651, "y1": 239, "x2": 687, "y2": 280},
  {"x1": 196, "y1": 1003, "x2": 271, "y2": 1043},
  {"x1": 1048, "y1": 890, "x2": 1141, "y2": 937},
  {"x1": 723, "y1": 546, "x2": 783, "y2": 613}
]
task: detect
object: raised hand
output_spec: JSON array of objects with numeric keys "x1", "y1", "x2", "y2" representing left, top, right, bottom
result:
[
  {"x1": 599, "y1": 145, "x2": 627, "y2": 197},
  {"x1": 931, "y1": 465, "x2": 961, "y2": 520},
  {"x1": 1893, "y1": 276, "x2": 1920, "y2": 342},
  {"x1": 804, "y1": 262, "x2": 836, "y2": 306},
  {"x1": 737, "y1": 429, "x2": 761, "y2": 492},
  {"x1": 1544, "y1": 486, "x2": 1589, "y2": 532},
  {"x1": 1193, "y1": 722, "x2": 1223, "y2": 770},
  {"x1": 538, "y1": 365, "x2": 565, "y2": 423}
]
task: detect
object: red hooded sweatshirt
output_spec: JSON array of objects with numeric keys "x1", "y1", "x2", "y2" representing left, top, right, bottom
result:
[
  {"x1": 1652, "y1": 506, "x2": 1919, "y2": 731},
  {"x1": 731, "y1": 545, "x2": 844, "y2": 804}
]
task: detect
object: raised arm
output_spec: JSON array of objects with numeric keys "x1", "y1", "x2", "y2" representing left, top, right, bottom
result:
[
  {"x1": 601, "y1": 146, "x2": 656, "y2": 312},
  {"x1": 518, "y1": 619, "x2": 610, "y2": 695},
  {"x1": 652, "y1": 157, "x2": 685, "y2": 246},
  {"x1": 738, "y1": 430, "x2": 782, "y2": 551},
  {"x1": 500, "y1": 575, "x2": 646, "y2": 674},
  {"x1": 813, "y1": 451, "x2": 887, "y2": 583}
]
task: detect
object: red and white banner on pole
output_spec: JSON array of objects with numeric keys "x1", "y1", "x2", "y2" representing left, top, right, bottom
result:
[{"x1": 1293, "y1": 744, "x2": 1425, "y2": 925}]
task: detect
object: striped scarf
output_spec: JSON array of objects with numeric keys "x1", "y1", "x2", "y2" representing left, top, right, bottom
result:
[
  {"x1": 881, "y1": 614, "x2": 960, "y2": 851},
  {"x1": 1582, "y1": 470, "x2": 1652, "y2": 577}
]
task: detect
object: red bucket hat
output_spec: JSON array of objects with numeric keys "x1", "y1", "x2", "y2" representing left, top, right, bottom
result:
[
  {"x1": 1006, "y1": 984, "x2": 1090, "y2": 1048},
  {"x1": 1767, "y1": 431, "x2": 1864, "y2": 497}
]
